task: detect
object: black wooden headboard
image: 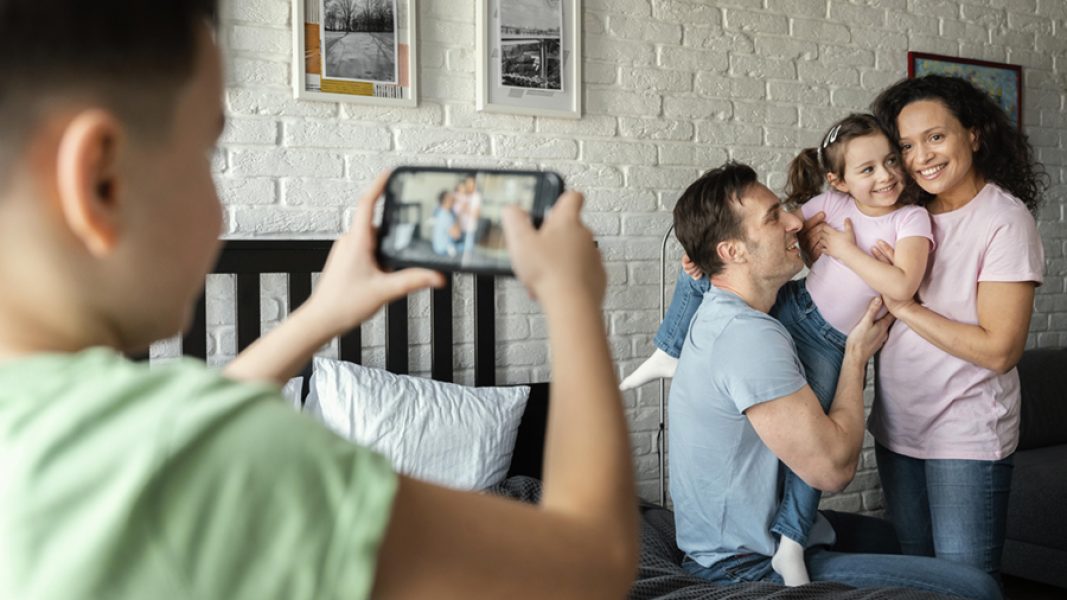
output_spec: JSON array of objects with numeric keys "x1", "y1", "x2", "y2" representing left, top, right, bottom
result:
[{"x1": 182, "y1": 240, "x2": 548, "y2": 480}]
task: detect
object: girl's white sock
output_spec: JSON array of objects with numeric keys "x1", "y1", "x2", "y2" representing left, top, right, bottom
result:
[
  {"x1": 771, "y1": 535, "x2": 810, "y2": 587},
  {"x1": 620, "y1": 349, "x2": 678, "y2": 391}
]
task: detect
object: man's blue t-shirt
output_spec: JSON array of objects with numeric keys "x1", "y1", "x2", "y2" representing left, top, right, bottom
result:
[
  {"x1": 432, "y1": 207, "x2": 461, "y2": 256},
  {"x1": 669, "y1": 284, "x2": 836, "y2": 568}
]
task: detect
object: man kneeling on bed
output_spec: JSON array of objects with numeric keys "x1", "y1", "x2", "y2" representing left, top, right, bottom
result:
[
  {"x1": 0, "y1": 2, "x2": 638, "y2": 598},
  {"x1": 667, "y1": 162, "x2": 1000, "y2": 598}
]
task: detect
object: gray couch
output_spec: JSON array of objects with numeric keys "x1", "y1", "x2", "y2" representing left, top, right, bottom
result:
[{"x1": 1001, "y1": 347, "x2": 1067, "y2": 589}]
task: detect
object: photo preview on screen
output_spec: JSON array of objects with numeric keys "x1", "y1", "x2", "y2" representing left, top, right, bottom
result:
[{"x1": 382, "y1": 170, "x2": 542, "y2": 274}]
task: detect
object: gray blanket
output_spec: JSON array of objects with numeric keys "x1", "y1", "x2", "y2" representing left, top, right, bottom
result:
[{"x1": 488, "y1": 477, "x2": 953, "y2": 600}]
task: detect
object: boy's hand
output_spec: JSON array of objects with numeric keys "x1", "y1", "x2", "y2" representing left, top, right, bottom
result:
[
  {"x1": 309, "y1": 172, "x2": 446, "y2": 332},
  {"x1": 502, "y1": 191, "x2": 604, "y2": 306}
]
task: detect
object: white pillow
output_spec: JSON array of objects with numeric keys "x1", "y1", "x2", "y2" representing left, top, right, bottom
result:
[
  {"x1": 281, "y1": 377, "x2": 304, "y2": 410},
  {"x1": 303, "y1": 357, "x2": 529, "y2": 490}
]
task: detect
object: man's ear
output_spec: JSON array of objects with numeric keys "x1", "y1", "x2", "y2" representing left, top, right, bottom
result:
[
  {"x1": 55, "y1": 110, "x2": 124, "y2": 257},
  {"x1": 716, "y1": 239, "x2": 745, "y2": 265},
  {"x1": 827, "y1": 172, "x2": 849, "y2": 194}
]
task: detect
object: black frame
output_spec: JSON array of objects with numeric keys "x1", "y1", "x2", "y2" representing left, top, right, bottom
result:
[{"x1": 180, "y1": 239, "x2": 548, "y2": 479}]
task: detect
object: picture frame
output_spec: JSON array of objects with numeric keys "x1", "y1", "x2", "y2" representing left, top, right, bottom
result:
[
  {"x1": 292, "y1": 0, "x2": 417, "y2": 107},
  {"x1": 908, "y1": 51, "x2": 1022, "y2": 129},
  {"x1": 476, "y1": 0, "x2": 582, "y2": 119}
]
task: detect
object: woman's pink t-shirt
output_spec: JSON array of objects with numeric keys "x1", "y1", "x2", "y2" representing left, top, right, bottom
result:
[
  {"x1": 801, "y1": 190, "x2": 933, "y2": 334},
  {"x1": 871, "y1": 183, "x2": 1045, "y2": 460}
]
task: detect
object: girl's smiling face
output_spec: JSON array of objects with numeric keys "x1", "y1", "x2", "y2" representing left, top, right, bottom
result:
[
  {"x1": 828, "y1": 133, "x2": 904, "y2": 217},
  {"x1": 896, "y1": 99, "x2": 982, "y2": 206}
]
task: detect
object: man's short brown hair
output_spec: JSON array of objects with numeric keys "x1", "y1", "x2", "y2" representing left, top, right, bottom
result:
[{"x1": 672, "y1": 162, "x2": 758, "y2": 278}]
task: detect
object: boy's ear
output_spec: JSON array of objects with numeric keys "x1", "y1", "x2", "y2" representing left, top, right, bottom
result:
[
  {"x1": 55, "y1": 110, "x2": 124, "y2": 257},
  {"x1": 826, "y1": 172, "x2": 849, "y2": 194}
]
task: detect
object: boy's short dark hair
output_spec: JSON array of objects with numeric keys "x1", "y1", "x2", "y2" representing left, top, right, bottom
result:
[
  {"x1": 0, "y1": 0, "x2": 217, "y2": 180},
  {"x1": 673, "y1": 162, "x2": 758, "y2": 278}
]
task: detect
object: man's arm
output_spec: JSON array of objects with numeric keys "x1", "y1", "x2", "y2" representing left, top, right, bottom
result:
[
  {"x1": 745, "y1": 298, "x2": 891, "y2": 492},
  {"x1": 372, "y1": 192, "x2": 638, "y2": 599}
]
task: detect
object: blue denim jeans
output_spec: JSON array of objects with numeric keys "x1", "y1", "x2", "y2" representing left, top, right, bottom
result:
[
  {"x1": 653, "y1": 267, "x2": 709, "y2": 357},
  {"x1": 680, "y1": 511, "x2": 1001, "y2": 599},
  {"x1": 655, "y1": 269, "x2": 846, "y2": 545},
  {"x1": 875, "y1": 442, "x2": 1014, "y2": 584},
  {"x1": 681, "y1": 547, "x2": 1000, "y2": 599},
  {"x1": 769, "y1": 278, "x2": 847, "y2": 545}
]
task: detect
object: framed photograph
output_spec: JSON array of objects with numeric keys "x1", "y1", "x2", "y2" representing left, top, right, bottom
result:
[
  {"x1": 293, "y1": 0, "x2": 417, "y2": 106},
  {"x1": 476, "y1": 0, "x2": 582, "y2": 119},
  {"x1": 908, "y1": 52, "x2": 1022, "y2": 129}
]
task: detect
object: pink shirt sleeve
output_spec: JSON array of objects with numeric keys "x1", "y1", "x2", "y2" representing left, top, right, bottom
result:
[
  {"x1": 799, "y1": 190, "x2": 840, "y2": 221},
  {"x1": 978, "y1": 204, "x2": 1044, "y2": 284},
  {"x1": 894, "y1": 206, "x2": 935, "y2": 251}
]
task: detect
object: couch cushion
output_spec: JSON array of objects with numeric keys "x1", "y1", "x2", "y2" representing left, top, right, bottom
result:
[
  {"x1": 1016, "y1": 348, "x2": 1067, "y2": 450},
  {"x1": 1006, "y1": 445, "x2": 1067, "y2": 550}
]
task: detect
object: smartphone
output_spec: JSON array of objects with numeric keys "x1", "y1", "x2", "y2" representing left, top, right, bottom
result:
[{"x1": 377, "y1": 166, "x2": 565, "y2": 276}]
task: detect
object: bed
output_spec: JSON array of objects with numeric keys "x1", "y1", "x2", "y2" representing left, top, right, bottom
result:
[{"x1": 180, "y1": 239, "x2": 953, "y2": 600}]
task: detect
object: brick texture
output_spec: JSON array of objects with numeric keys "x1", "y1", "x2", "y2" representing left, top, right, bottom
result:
[{"x1": 175, "y1": 0, "x2": 1067, "y2": 505}]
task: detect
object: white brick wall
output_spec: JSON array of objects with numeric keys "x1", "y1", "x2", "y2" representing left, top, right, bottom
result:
[{"x1": 210, "y1": 0, "x2": 1067, "y2": 505}]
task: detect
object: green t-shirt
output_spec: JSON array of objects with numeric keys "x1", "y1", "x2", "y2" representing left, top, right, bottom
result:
[{"x1": 0, "y1": 348, "x2": 397, "y2": 599}]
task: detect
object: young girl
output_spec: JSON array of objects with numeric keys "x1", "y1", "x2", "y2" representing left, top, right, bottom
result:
[{"x1": 626, "y1": 114, "x2": 934, "y2": 586}]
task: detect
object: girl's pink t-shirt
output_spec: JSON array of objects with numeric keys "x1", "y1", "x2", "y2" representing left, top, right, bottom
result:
[
  {"x1": 871, "y1": 183, "x2": 1045, "y2": 460},
  {"x1": 801, "y1": 190, "x2": 934, "y2": 334}
]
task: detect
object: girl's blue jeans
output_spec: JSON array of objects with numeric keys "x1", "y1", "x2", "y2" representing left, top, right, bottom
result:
[{"x1": 655, "y1": 267, "x2": 846, "y2": 545}]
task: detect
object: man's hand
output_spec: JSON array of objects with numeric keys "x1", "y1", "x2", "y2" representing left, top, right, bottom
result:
[
  {"x1": 845, "y1": 297, "x2": 894, "y2": 363},
  {"x1": 308, "y1": 172, "x2": 446, "y2": 332},
  {"x1": 680, "y1": 252, "x2": 702, "y2": 280},
  {"x1": 818, "y1": 218, "x2": 857, "y2": 259},
  {"x1": 503, "y1": 191, "x2": 604, "y2": 306},
  {"x1": 799, "y1": 210, "x2": 827, "y2": 266}
]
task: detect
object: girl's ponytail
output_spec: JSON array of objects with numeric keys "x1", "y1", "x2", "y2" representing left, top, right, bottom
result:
[{"x1": 785, "y1": 147, "x2": 824, "y2": 206}]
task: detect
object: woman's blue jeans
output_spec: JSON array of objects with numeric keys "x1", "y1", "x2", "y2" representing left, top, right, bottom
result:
[
  {"x1": 655, "y1": 267, "x2": 847, "y2": 545},
  {"x1": 875, "y1": 442, "x2": 1014, "y2": 584}
]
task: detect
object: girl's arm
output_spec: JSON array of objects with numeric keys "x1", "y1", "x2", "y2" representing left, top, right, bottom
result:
[
  {"x1": 872, "y1": 241, "x2": 1035, "y2": 374},
  {"x1": 817, "y1": 219, "x2": 930, "y2": 301}
]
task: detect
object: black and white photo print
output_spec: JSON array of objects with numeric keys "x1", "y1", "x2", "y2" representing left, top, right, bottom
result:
[
  {"x1": 321, "y1": 0, "x2": 398, "y2": 83},
  {"x1": 499, "y1": 0, "x2": 562, "y2": 90}
]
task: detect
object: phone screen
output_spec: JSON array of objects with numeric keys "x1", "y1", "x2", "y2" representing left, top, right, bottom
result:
[{"x1": 379, "y1": 168, "x2": 562, "y2": 275}]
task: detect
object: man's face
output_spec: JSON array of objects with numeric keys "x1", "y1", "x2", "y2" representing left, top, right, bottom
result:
[
  {"x1": 119, "y1": 25, "x2": 225, "y2": 346},
  {"x1": 735, "y1": 183, "x2": 803, "y2": 285}
]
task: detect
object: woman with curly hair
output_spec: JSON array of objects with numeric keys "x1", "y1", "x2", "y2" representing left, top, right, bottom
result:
[{"x1": 806, "y1": 74, "x2": 1047, "y2": 585}]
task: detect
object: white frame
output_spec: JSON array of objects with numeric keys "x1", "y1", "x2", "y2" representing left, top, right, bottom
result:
[
  {"x1": 293, "y1": 0, "x2": 418, "y2": 107},
  {"x1": 476, "y1": 0, "x2": 582, "y2": 119}
]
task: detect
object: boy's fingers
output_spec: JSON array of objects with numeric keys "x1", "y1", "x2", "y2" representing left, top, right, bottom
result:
[
  {"x1": 384, "y1": 269, "x2": 447, "y2": 298},
  {"x1": 351, "y1": 171, "x2": 392, "y2": 231},
  {"x1": 545, "y1": 191, "x2": 583, "y2": 224},
  {"x1": 502, "y1": 204, "x2": 535, "y2": 249}
]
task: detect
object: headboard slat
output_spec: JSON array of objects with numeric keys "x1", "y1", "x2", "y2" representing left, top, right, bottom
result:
[
  {"x1": 474, "y1": 274, "x2": 495, "y2": 386},
  {"x1": 385, "y1": 298, "x2": 409, "y2": 374},
  {"x1": 431, "y1": 276, "x2": 454, "y2": 382},
  {"x1": 182, "y1": 294, "x2": 208, "y2": 360},
  {"x1": 235, "y1": 273, "x2": 261, "y2": 353},
  {"x1": 287, "y1": 271, "x2": 312, "y2": 314}
]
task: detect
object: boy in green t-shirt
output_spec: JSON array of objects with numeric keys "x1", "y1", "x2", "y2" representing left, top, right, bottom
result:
[{"x1": 0, "y1": 2, "x2": 637, "y2": 598}]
